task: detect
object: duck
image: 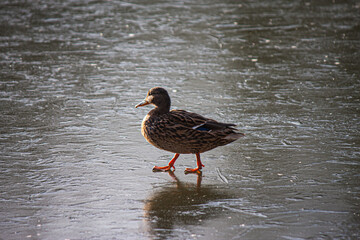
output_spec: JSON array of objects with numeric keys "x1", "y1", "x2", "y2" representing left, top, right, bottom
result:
[{"x1": 135, "y1": 87, "x2": 244, "y2": 174}]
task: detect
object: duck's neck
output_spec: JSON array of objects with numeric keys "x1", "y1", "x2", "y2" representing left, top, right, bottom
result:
[{"x1": 151, "y1": 105, "x2": 170, "y2": 116}]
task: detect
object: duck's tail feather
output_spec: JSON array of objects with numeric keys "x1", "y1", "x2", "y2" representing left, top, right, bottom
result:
[{"x1": 224, "y1": 132, "x2": 245, "y2": 140}]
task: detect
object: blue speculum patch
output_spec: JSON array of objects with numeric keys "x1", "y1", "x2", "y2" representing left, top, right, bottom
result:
[{"x1": 195, "y1": 126, "x2": 210, "y2": 131}]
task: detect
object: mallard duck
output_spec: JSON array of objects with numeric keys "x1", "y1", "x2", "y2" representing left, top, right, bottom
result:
[{"x1": 135, "y1": 87, "x2": 244, "y2": 174}]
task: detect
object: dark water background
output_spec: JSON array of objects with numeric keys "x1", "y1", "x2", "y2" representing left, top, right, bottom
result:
[{"x1": 1, "y1": 0, "x2": 359, "y2": 239}]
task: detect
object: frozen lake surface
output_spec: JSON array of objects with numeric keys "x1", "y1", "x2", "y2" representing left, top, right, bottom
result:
[{"x1": 0, "y1": 0, "x2": 359, "y2": 239}]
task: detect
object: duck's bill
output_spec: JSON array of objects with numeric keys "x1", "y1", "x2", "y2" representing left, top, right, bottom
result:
[{"x1": 135, "y1": 100, "x2": 150, "y2": 108}]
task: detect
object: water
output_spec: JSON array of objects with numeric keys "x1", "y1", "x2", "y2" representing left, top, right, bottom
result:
[{"x1": 1, "y1": 0, "x2": 359, "y2": 239}]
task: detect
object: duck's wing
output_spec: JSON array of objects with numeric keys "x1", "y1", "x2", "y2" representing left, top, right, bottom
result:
[{"x1": 169, "y1": 110, "x2": 237, "y2": 132}]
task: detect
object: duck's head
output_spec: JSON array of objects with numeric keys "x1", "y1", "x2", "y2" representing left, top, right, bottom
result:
[{"x1": 135, "y1": 87, "x2": 171, "y2": 112}]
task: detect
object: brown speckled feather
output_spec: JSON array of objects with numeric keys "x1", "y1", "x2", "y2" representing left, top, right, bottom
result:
[{"x1": 141, "y1": 109, "x2": 244, "y2": 154}]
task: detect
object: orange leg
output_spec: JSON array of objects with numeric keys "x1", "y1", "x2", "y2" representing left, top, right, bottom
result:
[
  {"x1": 153, "y1": 153, "x2": 180, "y2": 172},
  {"x1": 184, "y1": 153, "x2": 205, "y2": 174}
]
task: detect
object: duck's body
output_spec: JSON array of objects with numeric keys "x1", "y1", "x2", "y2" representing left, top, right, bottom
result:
[
  {"x1": 141, "y1": 109, "x2": 242, "y2": 154},
  {"x1": 136, "y1": 87, "x2": 244, "y2": 173}
]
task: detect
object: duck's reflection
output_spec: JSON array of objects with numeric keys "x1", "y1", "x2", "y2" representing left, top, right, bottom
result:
[{"x1": 143, "y1": 171, "x2": 232, "y2": 238}]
